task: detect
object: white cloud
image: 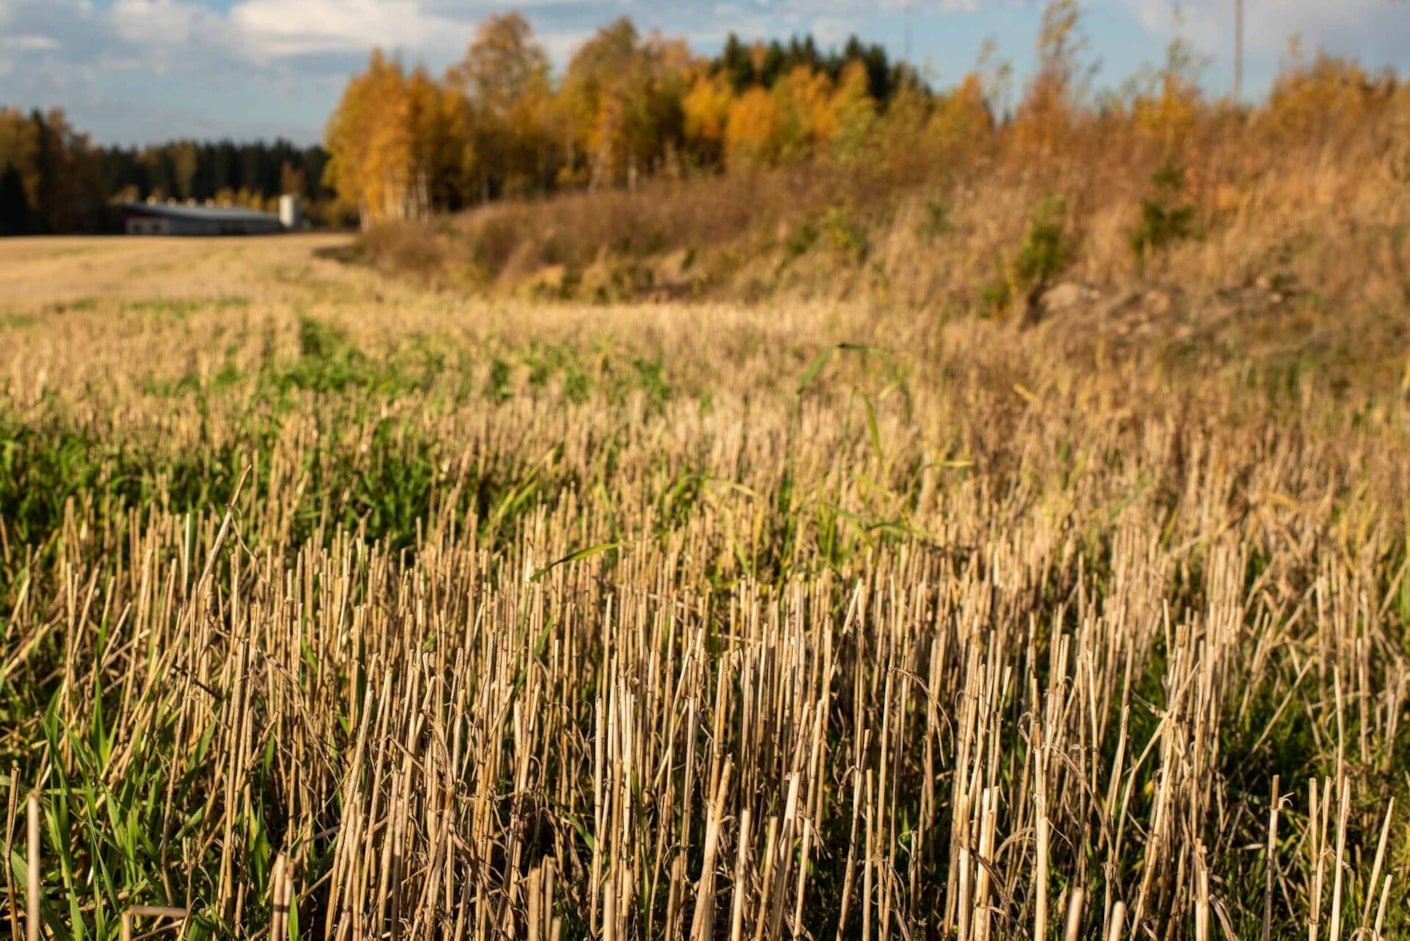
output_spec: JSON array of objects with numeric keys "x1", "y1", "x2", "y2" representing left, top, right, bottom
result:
[
  {"x1": 229, "y1": 0, "x2": 466, "y2": 59},
  {"x1": 110, "y1": 0, "x2": 212, "y2": 47},
  {"x1": 537, "y1": 29, "x2": 594, "y2": 65},
  {"x1": 1123, "y1": 0, "x2": 1410, "y2": 62},
  {"x1": 0, "y1": 34, "x2": 60, "y2": 50}
]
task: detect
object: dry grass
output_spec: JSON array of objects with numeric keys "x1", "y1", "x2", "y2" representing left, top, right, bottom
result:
[
  {"x1": 351, "y1": 167, "x2": 869, "y2": 300},
  {"x1": 355, "y1": 89, "x2": 1410, "y2": 398},
  {"x1": 0, "y1": 235, "x2": 1408, "y2": 939}
]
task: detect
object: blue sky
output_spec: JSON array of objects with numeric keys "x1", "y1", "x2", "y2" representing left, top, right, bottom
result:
[{"x1": 2, "y1": 1, "x2": 1407, "y2": 146}]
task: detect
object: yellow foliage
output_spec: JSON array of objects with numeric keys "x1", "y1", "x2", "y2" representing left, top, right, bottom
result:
[
  {"x1": 449, "y1": 12, "x2": 555, "y2": 198},
  {"x1": 1132, "y1": 72, "x2": 1203, "y2": 149},
  {"x1": 1129, "y1": 37, "x2": 1205, "y2": 152},
  {"x1": 325, "y1": 50, "x2": 470, "y2": 228},
  {"x1": 929, "y1": 73, "x2": 993, "y2": 158},
  {"x1": 683, "y1": 73, "x2": 735, "y2": 152},
  {"x1": 560, "y1": 19, "x2": 693, "y2": 189},
  {"x1": 773, "y1": 66, "x2": 835, "y2": 160},
  {"x1": 828, "y1": 61, "x2": 877, "y2": 163},
  {"x1": 725, "y1": 87, "x2": 779, "y2": 169},
  {"x1": 325, "y1": 50, "x2": 408, "y2": 226},
  {"x1": 874, "y1": 83, "x2": 932, "y2": 183},
  {"x1": 315, "y1": 7, "x2": 1407, "y2": 221},
  {"x1": 1265, "y1": 54, "x2": 1391, "y2": 143}
]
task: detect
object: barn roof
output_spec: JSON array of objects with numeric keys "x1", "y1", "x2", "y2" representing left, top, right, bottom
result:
[{"x1": 121, "y1": 202, "x2": 279, "y2": 223}]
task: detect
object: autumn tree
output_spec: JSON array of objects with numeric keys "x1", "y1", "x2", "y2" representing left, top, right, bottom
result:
[
  {"x1": 724, "y1": 87, "x2": 780, "y2": 169},
  {"x1": 325, "y1": 50, "x2": 470, "y2": 227},
  {"x1": 723, "y1": 63, "x2": 848, "y2": 169},
  {"x1": 1265, "y1": 52, "x2": 1391, "y2": 146},
  {"x1": 559, "y1": 19, "x2": 691, "y2": 190},
  {"x1": 0, "y1": 164, "x2": 28, "y2": 235},
  {"x1": 681, "y1": 71, "x2": 735, "y2": 168},
  {"x1": 407, "y1": 66, "x2": 474, "y2": 214},
  {"x1": 927, "y1": 73, "x2": 994, "y2": 165},
  {"x1": 325, "y1": 50, "x2": 405, "y2": 225},
  {"x1": 0, "y1": 107, "x2": 107, "y2": 233},
  {"x1": 1012, "y1": 0, "x2": 1088, "y2": 156},
  {"x1": 828, "y1": 60, "x2": 877, "y2": 164},
  {"x1": 1131, "y1": 37, "x2": 1206, "y2": 152},
  {"x1": 771, "y1": 65, "x2": 835, "y2": 161},
  {"x1": 448, "y1": 12, "x2": 555, "y2": 200}
]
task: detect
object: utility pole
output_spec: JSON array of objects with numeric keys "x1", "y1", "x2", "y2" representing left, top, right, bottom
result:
[{"x1": 1234, "y1": 0, "x2": 1244, "y2": 100}]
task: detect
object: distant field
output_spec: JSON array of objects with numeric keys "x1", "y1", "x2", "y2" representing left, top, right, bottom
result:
[{"x1": 1, "y1": 236, "x2": 1408, "y2": 939}]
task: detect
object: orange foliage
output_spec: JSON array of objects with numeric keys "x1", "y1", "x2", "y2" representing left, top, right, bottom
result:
[
  {"x1": 321, "y1": 4, "x2": 1408, "y2": 239},
  {"x1": 1265, "y1": 54, "x2": 1393, "y2": 144},
  {"x1": 928, "y1": 73, "x2": 993, "y2": 159},
  {"x1": 773, "y1": 66, "x2": 836, "y2": 159},
  {"x1": 560, "y1": 20, "x2": 693, "y2": 190},
  {"x1": 1010, "y1": 0, "x2": 1083, "y2": 157},
  {"x1": 724, "y1": 87, "x2": 780, "y2": 169},
  {"x1": 683, "y1": 73, "x2": 735, "y2": 164},
  {"x1": 724, "y1": 65, "x2": 842, "y2": 169},
  {"x1": 325, "y1": 51, "x2": 470, "y2": 227}
]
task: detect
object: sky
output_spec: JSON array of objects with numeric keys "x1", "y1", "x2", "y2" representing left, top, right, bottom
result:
[{"x1": 1, "y1": 0, "x2": 1408, "y2": 147}]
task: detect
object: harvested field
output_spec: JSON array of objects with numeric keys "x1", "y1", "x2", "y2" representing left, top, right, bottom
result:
[{"x1": 0, "y1": 235, "x2": 1407, "y2": 939}]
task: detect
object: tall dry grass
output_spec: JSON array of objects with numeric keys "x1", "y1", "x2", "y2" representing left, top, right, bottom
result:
[
  {"x1": 0, "y1": 236, "x2": 1407, "y2": 938},
  {"x1": 356, "y1": 55, "x2": 1410, "y2": 389}
]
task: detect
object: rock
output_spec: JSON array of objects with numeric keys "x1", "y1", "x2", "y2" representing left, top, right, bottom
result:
[
  {"x1": 1097, "y1": 289, "x2": 1143, "y2": 320},
  {"x1": 1144, "y1": 288, "x2": 1175, "y2": 318},
  {"x1": 1042, "y1": 281, "x2": 1095, "y2": 312}
]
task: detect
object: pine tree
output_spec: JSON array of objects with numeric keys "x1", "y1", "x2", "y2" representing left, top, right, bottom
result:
[{"x1": 0, "y1": 163, "x2": 29, "y2": 235}]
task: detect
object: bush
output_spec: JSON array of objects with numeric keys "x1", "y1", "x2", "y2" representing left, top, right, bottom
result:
[
  {"x1": 361, "y1": 221, "x2": 449, "y2": 278},
  {"x1": 1130, "y1": 162, "x2": 1197, "y2": 267},
  {"x1": 821, "y1": 206, "x2": 868, "y2": 262},
  {"x1": 1015, "y1": 196, "x2": 1073, "y2": 287},
  {"x1": 983, "y1": 196, "x2": 1073, "y2": 317}
]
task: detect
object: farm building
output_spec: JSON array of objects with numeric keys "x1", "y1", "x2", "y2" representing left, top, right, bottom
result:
[{"x1": 120, "y1": 197, "x2": 299, "y2": 236}]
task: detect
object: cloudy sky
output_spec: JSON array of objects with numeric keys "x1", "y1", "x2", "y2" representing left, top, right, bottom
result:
[{"x1": 1, "y1": 0, "x2": 1407, "y2": 147}]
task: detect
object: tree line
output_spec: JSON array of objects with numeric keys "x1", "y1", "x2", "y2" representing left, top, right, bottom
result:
[
  {"x1": 326, "y1": 3, "x2": 1402, "y2": 232},
  {"x1": 324, "y1": 14, "x2": 961, "y2": 228},
  {"x1": 0, "y1": 107, "x2": 336, "y2": 235},
  {"x1": 101, "y1": 139, "x2": 333, "y2": 212},
  {"x1": 6, "y1": 1, "x2": 1394, "y2": 238}
]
